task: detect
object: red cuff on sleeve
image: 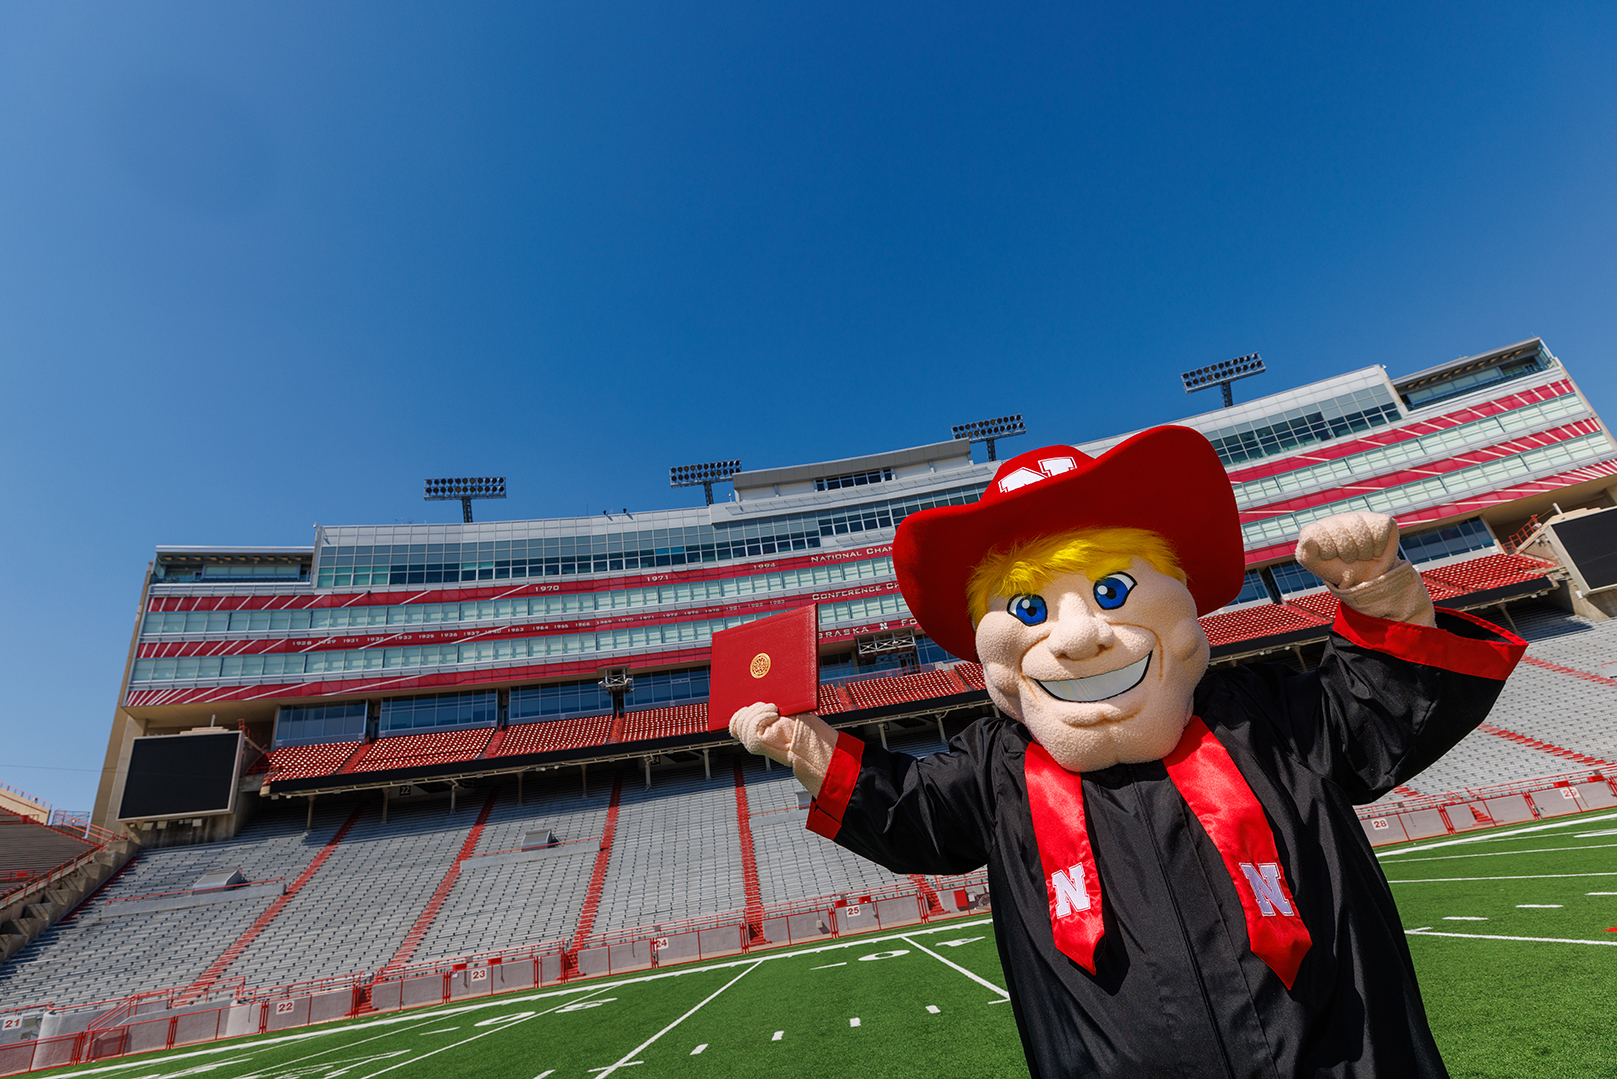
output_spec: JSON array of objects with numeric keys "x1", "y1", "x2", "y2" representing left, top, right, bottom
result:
[
  {"x1": 1333, "y1": 602, "x2": 1526, "y2": 681},
  {"x1": 805, "y1": 731, "x2": 866, "y2": 840}
]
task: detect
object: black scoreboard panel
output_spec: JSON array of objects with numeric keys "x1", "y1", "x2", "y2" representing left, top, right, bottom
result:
[
  {"x1": 1554, "y1": 509, "x2": 1617, "y2": 592},
  {"x1": 118, "y1": 731, "x2": 242, "y2": 821}
]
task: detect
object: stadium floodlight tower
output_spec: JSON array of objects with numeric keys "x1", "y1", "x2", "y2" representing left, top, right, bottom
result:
[
  {"x1": 951, "y1": 414, "x2": 1026, "y2": 461},
  {"x1": 670, "y1": 459, "x2": 742, "y2": 505},
  {"x1": 1182, "y1": 352, "x2": 1265, "y2": 408},
  {"x1": 424, "y1": 476, "x2": 506, "y2": 523}
]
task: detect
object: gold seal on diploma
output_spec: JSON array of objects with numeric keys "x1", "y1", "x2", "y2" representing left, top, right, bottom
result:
[{"x1": 750, "y1": 653, "x2": 771, "y2": 679}]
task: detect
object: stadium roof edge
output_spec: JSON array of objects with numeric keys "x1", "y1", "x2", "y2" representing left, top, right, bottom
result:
[
  {"x1": 1390, "y1": 336, "x2": 1548, "y2": 388},
  {"x1": 732, "y1": 438, "x2": 975, "y2": 492},
  {"x1": 155, "y1": 546, "x2": 314, "y2": 556}
]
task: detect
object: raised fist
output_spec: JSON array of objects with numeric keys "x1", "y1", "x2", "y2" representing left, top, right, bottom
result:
[
  {"x1": 729, "y1": 701, "x2": 839, "y2": 795},
  {"x1": 729, "y1": 701, "x2": 796, "y2": 767},
  {"x1": 1295, "y1": 511, "x2": 1401, "y2": 590}
]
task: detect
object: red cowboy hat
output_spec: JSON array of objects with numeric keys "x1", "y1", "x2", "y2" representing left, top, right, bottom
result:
[{"x1": 894, "y1": 425, "x2": 1243, "y2": 662}]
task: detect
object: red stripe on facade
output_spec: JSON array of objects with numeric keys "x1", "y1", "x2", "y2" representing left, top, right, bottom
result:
[
  {"x1": 1237, "y1": 420, "x2": 1604, "y2": 521},
  {"x1": 135, "y1": 581, "x2": 904, "y2": 660},
  {"x1": 1241, "y1": 456, "x2": 1617, "y2": 566},
  {"x1": 1223, "y1": 380, "x2": 1578, "y2": 485},
  {"x1": 148, "y1": 543, "x2": 898, "y2": 613},
  {"x1": 122, "y1": 610, "x2": 928, "y2": 709}
]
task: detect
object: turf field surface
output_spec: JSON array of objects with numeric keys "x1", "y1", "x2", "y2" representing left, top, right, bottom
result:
[{"x1": 1381, "y1": 808, "x2": 1617, "y2": 1078}]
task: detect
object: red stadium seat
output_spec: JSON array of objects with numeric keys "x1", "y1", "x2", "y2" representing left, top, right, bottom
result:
[
  {"x1": 620, "y1": 703, "x2": 709, "y2": 740},
  {"x1": 1200, "y1": 602, "x2": 1330, "y2": 646},
  {"x1": 350, "y1": 728, "x2": 494, "y2": 773},
  {"x1": 261, "y1": 741, "x2": 366, "y2": 782},
  {"x1": 494, "y1": 715, "x2": 614, "y2": 755},
  {"x1": 1423, "y1": 552, "x2": 1556, "y2": 595}
]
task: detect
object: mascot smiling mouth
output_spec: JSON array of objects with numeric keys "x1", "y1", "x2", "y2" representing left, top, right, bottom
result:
[{"x1": 1037, "y1": 653, "x2": 1151, "y2": 703}]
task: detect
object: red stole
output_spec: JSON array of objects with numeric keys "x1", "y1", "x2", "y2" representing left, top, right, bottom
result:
[{"x1": 1024, "y1": 717, "x2": 1311, "y2": 989}]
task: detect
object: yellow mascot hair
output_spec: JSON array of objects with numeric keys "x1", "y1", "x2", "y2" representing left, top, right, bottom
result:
[{"x1": 966, "y1": 527, "x2": 1186, "y2": 627}]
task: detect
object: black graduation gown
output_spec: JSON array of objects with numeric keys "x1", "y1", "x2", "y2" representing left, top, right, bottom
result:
[{"x1": 808, "y1": 608, "x2": 1525, "y2": 1078}]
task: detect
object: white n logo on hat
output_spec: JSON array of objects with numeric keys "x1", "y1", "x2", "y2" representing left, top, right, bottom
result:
[{"x1": 998, "y1": 456, "x2": 1077, "y2": 494}]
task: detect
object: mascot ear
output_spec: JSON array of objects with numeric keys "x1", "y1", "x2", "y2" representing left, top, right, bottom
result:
[{"x1": 975, "y1": 608, "x2": 1026, "y2": 723}]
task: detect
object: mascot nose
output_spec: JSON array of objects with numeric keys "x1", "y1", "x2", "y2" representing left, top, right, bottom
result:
[{"x1": 1045, "y1": 598, "x2": 1115, "y2": 661}]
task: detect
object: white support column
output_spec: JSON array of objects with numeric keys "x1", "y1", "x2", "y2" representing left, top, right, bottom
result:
[
  {"x1": 306, "y1": 795, "x2": 315, "y2": 830},
  {"x1": 703, "y1": 749, "x2": 711, "y2": 780},
  {"x1": 644, "y1": 757, "x2": 652, "y2": 789}
]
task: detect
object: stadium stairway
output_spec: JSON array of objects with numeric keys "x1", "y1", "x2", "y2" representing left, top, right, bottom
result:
[
  {"x1": 184, "y1": 803, "x2": 367, "y2": 996},
  {"x1": 374, "y1": 789, "x2": 499, "y2": 978},
  {"x1": 408, "y1": 771, "x2": 616, "y2": 963}
]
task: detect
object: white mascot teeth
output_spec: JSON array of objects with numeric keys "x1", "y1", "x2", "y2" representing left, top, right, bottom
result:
[{"x1": 1038, "y1": 654, "x2": 1150, "y2": 703}]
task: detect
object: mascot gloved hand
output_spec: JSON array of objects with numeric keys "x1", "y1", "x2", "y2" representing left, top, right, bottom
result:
[
  {"x1": 727, "y1": 425, "x2": 1524, "y2": 1079},
  {"x1": 1296, "y1": 509, "x2": 1437, "y2": 627},
  {"x1": 729, "y1": 701, "x2": 838, "y2": 796}
]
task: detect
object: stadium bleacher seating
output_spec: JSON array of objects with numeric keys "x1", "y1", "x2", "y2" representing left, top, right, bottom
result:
[
  {"x1": 591, "y1": 764, "x2": 747, "y2": 935},
  {"x1": 347, "y1": 729, "x2": 494, "y2": 773},
  {"x1": 0, "y1": 806, "x2": 349, "y2": 1008},
  {"x1": 494, "y1": 716, "x2": 613, "y2": 756},
  {"x1": 259, "y1": 741, "x2": 364, "y2": 784},
  {"x1": 408, "y1": 776, "x2": 614, "y2": 963},
  {"x1": 1202, "y1": 600, "x2": 1328, "y2": 644},
  {"x1": 0, "y1": 813, "x2": 94, "y2": 883},
  {"x1": 620, "y1": 704, "x2": 707, "y2": 741}
]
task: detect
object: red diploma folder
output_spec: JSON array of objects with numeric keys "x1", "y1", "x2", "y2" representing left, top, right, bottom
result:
[{"x1": 707, "y1": 605, "x2": 820, "y2": 732}]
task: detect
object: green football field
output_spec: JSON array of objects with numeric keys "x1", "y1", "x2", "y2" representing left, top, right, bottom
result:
[{"x1": 30, "y1": 809, "x2": 1617, "y2": 1079}]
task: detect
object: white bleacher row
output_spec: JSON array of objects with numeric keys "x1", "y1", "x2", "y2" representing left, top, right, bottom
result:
[
  {"x1": 3, "y1": 604, "x2": 1610, "y2": 1008},
  {"x1": 0, "y1": 807, "x2": 348, "y2": 1008},
  {"x1": 217, "y1": 798, "x2": 473, "y2": 991},
  {"x1": 1375, "y1": 604, "x2": 1617, "y2": 801},
  {"x1": 411, "y1": 772, "x2": 615, "y2": 962},
  {"x1": 595, "y1": 766, "x2": 746, "y2": 931}
]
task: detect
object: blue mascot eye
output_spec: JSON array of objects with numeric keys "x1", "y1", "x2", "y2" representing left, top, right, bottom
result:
[
  {"x1": 1092, "y1": 573, "x2": 1136, "y2": 611},
  {"x1": 1007, "y1": 594, "x2": 1048, "y2": 626}
]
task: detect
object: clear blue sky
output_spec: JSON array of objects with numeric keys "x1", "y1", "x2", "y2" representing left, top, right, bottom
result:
[{"x1": 2, "y1": 2, "x2": 1614, "y2": 810}]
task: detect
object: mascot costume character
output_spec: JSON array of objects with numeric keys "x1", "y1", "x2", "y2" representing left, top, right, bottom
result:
[{"x1": 730, "y1": 425, "x2": 1526, "y2": 1078}]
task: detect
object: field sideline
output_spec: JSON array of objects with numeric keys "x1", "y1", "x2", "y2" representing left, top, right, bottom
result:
[{"x1": 26, "y1": 809, "x2": 1617, "y2": 1079}]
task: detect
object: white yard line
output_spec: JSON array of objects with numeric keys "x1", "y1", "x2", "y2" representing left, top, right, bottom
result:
[
  {"x1": 899, "y1": 935, "x2": 1010, "y2": 998},
  {"x1": 357, "y1": 986, "x2": 615, "y2": 1079},
  {"x1": 1375, "y1": 841, "x2": 1617, "y2": 864},
  {"x1": 1378, "y1": 810, "x2": 1617, "y2": 858},
  {"x1": 1406, "y1": 928, "x2": 1617, "y2": 947},
  {"x1": 1388, "y1": 871, "x2": 1617, "y2": 884},
  {"x1": 591, "y1": 960, "x2": 763, "y2": 1078}
]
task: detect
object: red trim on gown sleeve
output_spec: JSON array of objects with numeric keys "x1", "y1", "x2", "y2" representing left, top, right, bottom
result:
[
  {"x1": 1333, "y1": 603, "x2": 1525, "y2": 681},
  {"x1": 806, "y1": 732, "x2": 866, "y2": 839}
]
